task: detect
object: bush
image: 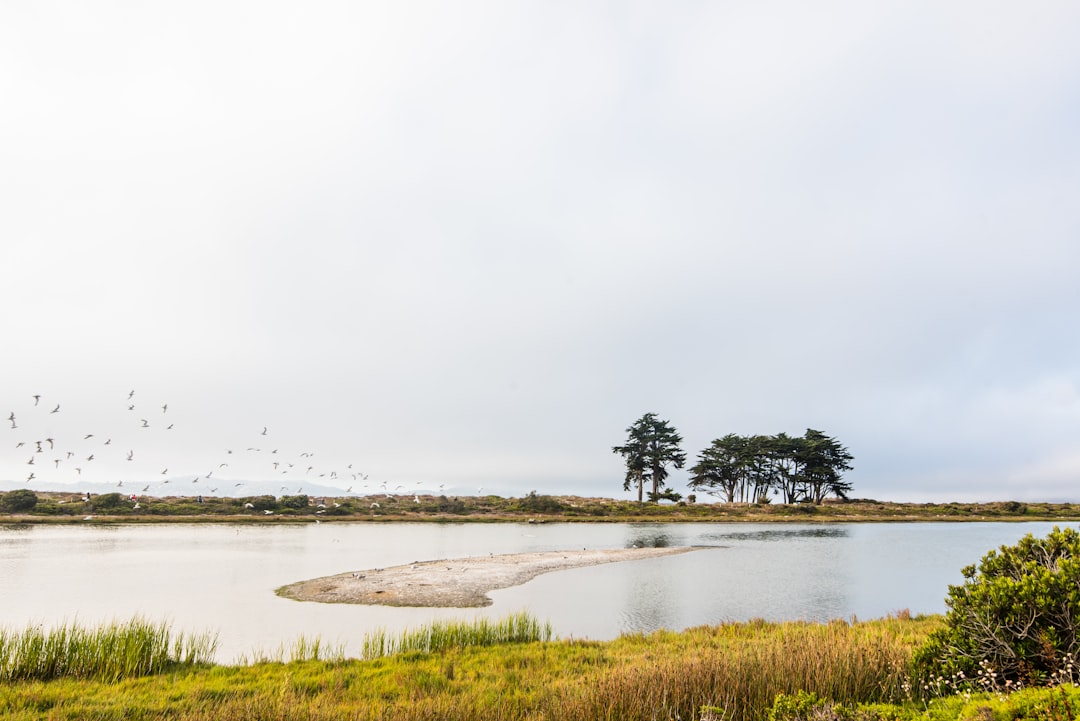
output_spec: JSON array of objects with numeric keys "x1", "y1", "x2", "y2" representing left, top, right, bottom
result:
[
  {"x1": 0, "y1": 489, "x2": 38, "y2": 512},
  {"x1": 92, "y1": 493, "x2": 126, "y2": 510},
  {"x1": 518, "y1": 491, "x2": 563, "y2": 513},
  {"x1": 243, "y1": 495, "x2": 278, "y2": 511},
  {"x1": 914, "y1": 526, "x2": 1080, "y2": 687},
  {"x1": 279, "y1": 494, "x2": 309, "y2": 510}
]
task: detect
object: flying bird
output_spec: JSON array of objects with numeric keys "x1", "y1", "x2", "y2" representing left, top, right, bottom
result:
[
  {"x1": 50, "y1": 404, "x2": 59, "y2": 413},
  {"x1": 162, "y1": 404, "x2": 168, "y2": 413},
  {"x1": 126, "y1": 450, "x2": 134, "y2": 461},
  {"x1": 140, "y1": 419, "x2": 149, "y2": 427},
  {"x1": 32, "y1": 395, "x2": 40, "y2": 406},
  {"x1": 261, "y1": 427, "x2": 267, "y2": 435},
  {"x1": 45, "y1": 438, "x2": 54, "y2": 449},
  {"x1": 128, "y1": 390, "x2": 135, "y2": 399}
]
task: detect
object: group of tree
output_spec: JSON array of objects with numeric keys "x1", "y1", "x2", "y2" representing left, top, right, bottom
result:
[{"x1": 612, "y1": 414, "x2": 854, "y2": 504}]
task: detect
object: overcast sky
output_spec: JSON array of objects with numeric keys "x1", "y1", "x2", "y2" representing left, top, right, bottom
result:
[{"x1": 2, "y1": 1, "x2": 1078, "y2": 502}]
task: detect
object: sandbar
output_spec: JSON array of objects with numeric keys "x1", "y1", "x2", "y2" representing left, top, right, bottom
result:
[{"x1": 276, "y1": 546, "x2": 703, "y2": 608}]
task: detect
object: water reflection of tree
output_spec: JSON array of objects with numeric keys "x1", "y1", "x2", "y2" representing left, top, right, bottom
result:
[
  {"x1": 627, "y1": 528, "x2": 673, "y2": 548},
  {"x1": 702, "y1": 526, "x2": 851, "y2": 543}
]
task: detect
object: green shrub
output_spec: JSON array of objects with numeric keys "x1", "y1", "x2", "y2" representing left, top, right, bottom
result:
[
  {"x1": 243, "y1": 495, "x2": 278, "y2": 511},
  {"x1": 517, "y1": 491, "x2": 563, "y2": 513},
  {"x1": 914, "y1": 526, "x2": 1080, "y2": 688},
  {"x1": 279, "y1": 494, "x2": 310, "y2": 510},
  {"x1": 0, "y1": 489, "x2": 38, "y2": 512},
  {"x1": 91, "y1": 492, "x2": 125, "y2": 510}
]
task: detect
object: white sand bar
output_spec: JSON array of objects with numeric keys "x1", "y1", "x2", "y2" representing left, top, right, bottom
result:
[{"x1": 276, "y1": 546, "x2": 703, "y2": 608}]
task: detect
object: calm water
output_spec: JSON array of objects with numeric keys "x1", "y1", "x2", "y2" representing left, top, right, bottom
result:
[{"x1": 0, "y1": 521, "x2": 1071, "y2": 663}]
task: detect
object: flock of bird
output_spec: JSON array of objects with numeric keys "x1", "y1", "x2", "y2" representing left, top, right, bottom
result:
[{"x1": 2, "y1": 390, "x2": 439, "y2": 500}]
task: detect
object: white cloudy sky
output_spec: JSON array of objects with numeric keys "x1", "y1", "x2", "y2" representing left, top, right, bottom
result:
[{"x1": 2, "y1": 1, "x2": 1079, "y2": 502}]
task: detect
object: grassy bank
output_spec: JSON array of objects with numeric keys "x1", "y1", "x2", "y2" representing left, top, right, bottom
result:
[
  {"x1": 0, "y1": 614, "x2": 934, "y2": 721},
  {"x1": 0, "y1": 618, "x2": 217, "y2": 682},
  {"x1": 4, "y1": 490, "x2": 1080, "y2": 524}
]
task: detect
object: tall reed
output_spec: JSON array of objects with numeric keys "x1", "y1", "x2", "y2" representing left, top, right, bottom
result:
[
  {"x1": 360, "y1": 611, "x2": 553, "y2": 659},
  {"x1": 0, "y1": 618, "x2": 218, "y2": 682}
]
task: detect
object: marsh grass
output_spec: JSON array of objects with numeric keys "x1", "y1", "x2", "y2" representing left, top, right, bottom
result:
[
  {"x1": 0, "y1": 614, "x2": 938, "y2": 721},
  {"x1": 360, "y1": 611, "x2": 553, "y2": 659},
  {"x1": 237, "y1": 635, "x2": 347, "y2": 665},
  {"x1": 0, "y1": 618, "x2": 217, "y2": 682}
]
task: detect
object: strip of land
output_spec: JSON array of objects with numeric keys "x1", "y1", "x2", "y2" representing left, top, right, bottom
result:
[{"x1": 276, "y1": 546, "x2": 704, "y2": 608}]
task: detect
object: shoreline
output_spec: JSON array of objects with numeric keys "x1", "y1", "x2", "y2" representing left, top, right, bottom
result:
[{"x1": 276, "y1": 546, "x2": 706, "y2": 608}]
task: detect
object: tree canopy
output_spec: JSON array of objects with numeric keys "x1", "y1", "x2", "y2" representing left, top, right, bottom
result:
[
  {"x1": 687, "y1": 429, "x2": 853, "y2": 504},
  {"x1": 612, "y1": 413, "x2": 686, "y2": 503}
]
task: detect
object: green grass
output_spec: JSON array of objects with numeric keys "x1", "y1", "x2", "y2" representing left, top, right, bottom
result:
[
  {"x1": 0, "y1": 618, "x2": 217, "y2": 682},
  {"x1": 0, "y1": 613, "x2": 938, "y2": 721},
  {"x1": 359, "y1": 611, "x2": 553, "y2": 659}
]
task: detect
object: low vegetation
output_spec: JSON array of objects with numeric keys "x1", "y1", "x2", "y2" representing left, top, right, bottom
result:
[
  {"x1": 0, "y1": 618, "x2": 217, "y2": 682},
  {"x1": 0, "y1": 613, "x2": 931, "y2": 721},
  {"x1": 3, "y1": 489, "x2": 1080, "y2": 524}
]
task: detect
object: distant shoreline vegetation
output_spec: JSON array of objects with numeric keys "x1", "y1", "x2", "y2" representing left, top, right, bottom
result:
[{"x1": 1, "y1": 490, "x2": 1079, "y2": 523}]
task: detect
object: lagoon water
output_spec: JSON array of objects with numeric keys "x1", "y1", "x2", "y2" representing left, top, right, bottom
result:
[{"x1": 0, "y1": 521, "x2": 1072, "y2": 663}]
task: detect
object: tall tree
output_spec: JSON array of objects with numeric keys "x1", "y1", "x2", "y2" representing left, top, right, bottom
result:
[
  {"x1": 688, "y1": 433, "x2": 745, "y2": 502},
  {"x1": 688, "y1": 429, "x2": 854, "y2": 504},
  {"x1": 613, "y1": 413, "x2": 686, "y2": 503},
  {"x1": 796, "y1": 428, "x2": 854, "y2": 503}
]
